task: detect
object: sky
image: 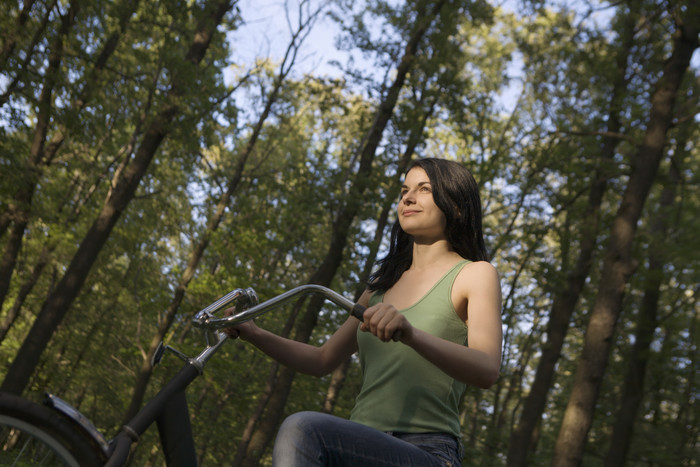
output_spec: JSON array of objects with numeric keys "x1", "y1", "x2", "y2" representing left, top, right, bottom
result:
[
  {"x1": 226, "y1": 1, "x2": 699, "y2": 116},
  {"x1": 227, "y1": 0, "x2": 348, "y2": 79},
  {"x1": 226, "y1": 0, "x2": 526, "y2": 112}
]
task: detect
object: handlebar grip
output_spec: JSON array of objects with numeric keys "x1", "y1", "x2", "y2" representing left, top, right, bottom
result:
[
  {"x1": 350, "y1": 303, "x2": 402, "y2": 342},
  {"x1": 350, "y1": 303, "x2": 366, "y2": 321}
]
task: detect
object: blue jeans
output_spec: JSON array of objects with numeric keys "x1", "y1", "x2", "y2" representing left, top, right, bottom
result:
[{"x1": 272, "y1": 411, "x2": 463, "y2": 466}]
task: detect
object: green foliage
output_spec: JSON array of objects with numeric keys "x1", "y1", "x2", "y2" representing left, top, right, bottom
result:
[{"x1": 1, "y1": 0, "x2": 698, "y2": 465}]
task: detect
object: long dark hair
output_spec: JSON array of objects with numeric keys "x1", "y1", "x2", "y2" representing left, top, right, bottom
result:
[{"x1": 368, "y1": 158, "x2": 489, "y2": 292}]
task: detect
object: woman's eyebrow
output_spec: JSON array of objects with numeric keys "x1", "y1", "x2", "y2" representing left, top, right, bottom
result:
[{"x1": 401, "y1": 181, "x2": 431, "y2": 189}]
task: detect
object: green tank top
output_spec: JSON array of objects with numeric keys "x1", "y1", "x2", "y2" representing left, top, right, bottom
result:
[{"x1": 350, "y1": 260, "x2": 469, "y2": 437}]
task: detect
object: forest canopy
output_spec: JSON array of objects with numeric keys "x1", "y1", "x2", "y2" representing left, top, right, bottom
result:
[{"x1": 0, "y1": 0, "x2": 698, "y2": 465}]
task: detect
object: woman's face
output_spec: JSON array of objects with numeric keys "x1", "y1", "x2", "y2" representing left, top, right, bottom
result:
[{"x1": 398, "y1": 167, "x2": 447, "y2": 241}]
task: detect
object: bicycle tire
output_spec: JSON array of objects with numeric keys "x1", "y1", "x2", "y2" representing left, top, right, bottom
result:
[{"x1": 0, "y1": 392, "x2": 105, "y2": 466}]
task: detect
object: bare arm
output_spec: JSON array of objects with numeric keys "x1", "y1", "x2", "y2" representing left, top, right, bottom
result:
[
  {"x1": 360, "y1": 262, "x2": 502, "y2": 388},
  {"x1": 228, "y1": 291, "x2": 370, "y2": 377}
]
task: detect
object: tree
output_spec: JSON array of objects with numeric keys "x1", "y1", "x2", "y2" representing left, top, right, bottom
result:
[
  {"x1": 232, "y1": 1, "x2": 473, "y2": 464},
  {"x1": 603, "y1": 146, "x2": 683, "y2": 466},
  {"x1": 0, "y1": 0, "x2": 140, "y2": 312},
  {"x1": 121, "y1": 0, "x2": 323, "y2": 424},
  {"x1": 551, "y1": 2, "x2": 699, "y2": 463},
  {"x1": 1, "y1": 0, "x2": 236, "y2": 397},
  {"x1": 506, "y1": 2, "x2": 640, "y2": 463},
  {"x1": 2, "y1": 1, "x2": 698, "y2": 464},
  {"x1": 0, "y1": 1, "x2": 79, "y2": 310}
]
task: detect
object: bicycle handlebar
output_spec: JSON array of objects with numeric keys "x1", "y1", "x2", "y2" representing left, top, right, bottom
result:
[
  {"x1": 192, "y1": 284, "x2": 367, "y2": 330},
  {"x1": 105, "y1": 286, "x2": 371, "y2": 466}
]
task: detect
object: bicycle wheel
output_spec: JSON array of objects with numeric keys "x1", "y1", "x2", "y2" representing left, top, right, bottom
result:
[{"x1": 0, "y1": 392, "x2": 104, "y2": 466}]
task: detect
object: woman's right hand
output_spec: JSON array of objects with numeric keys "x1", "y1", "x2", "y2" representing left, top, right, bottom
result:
[{"x1": 223, "y1": 307, "x2": 259, "y2": 340}]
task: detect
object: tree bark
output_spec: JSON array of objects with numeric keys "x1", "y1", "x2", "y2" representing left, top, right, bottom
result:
[
  {"x1": 320, "y1": 122, "x2": 422, "y2": 414},
  {"x1": 603, "y1": 147, "x2": 683, "y2": 466},
  {"x1": 319, "y1": 199, "x2": 392, "y2": 415},
  {"x1": 0, "y1": 1, "x2": 77, "y2": 312},
  {"x1": 235, "y1": 3, "x2": 450, "y2": 464},
  {"x1": 506, "y1": 4, "x2": 638, "y2": 463},
  {"x1": 0, "y1": 0, "x2": 234, "y2": 396},
  {"x1": 551, "y1": 9, "x2": 699, "y2": 465},
  {"x1": 120, "y1": 1, "x2": 319, "y2": 422},
  {"x1": 0, "y1": 248, "x2": 50, "y2": 343},
  {"x1": 0, "y1": 0, "x2": 139, "y2": 311}
]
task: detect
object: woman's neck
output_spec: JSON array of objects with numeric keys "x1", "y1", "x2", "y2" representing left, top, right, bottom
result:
[{"x1": 410, "y1": 239, "x2": 460, "y2": 270}]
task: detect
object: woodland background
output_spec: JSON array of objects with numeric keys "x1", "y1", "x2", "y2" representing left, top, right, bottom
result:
[{"x1": 0, "y1": 0, "x2": 698, "y2": 465}]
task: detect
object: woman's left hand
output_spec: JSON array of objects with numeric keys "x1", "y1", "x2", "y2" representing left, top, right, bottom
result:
[{"x1": 359, "y1": 303, "x2": 412, "y2": 343}]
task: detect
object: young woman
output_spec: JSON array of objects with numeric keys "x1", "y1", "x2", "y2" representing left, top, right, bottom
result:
[{"x1": 227, "y1": 158, "x2": 502, "y2": 466}]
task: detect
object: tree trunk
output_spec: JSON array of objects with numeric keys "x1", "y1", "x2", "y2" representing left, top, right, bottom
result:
[
  {"x1": 195, "y1": 380, "x2": 233, "y2": 465},
  {"x1": 320, "y1": 200, "x2": 389, "y2": 414},
  {"x1": 490, "y1": 245, "x2": 541, "y2": 457},
  {"x1": 0, "y1": 134, "x2": 142, "y2": 345},
  {"x1": 1, "y1": 0, "x2": 234, "y2": 396},
  {"x1": 603, "y1": 146, "x2": 683, "y2": 466},
  {"x1": 0, "y1": 248, "x2": 50, "y2": 343},
  {"x1": 120, "y1": 1, "x2": 317, "y2": 418},
  {"x1": 320, "y1": 97, "x2": 434, "y2": 415},
  {"x1": 234, "y1": 4, "x2": 450, "y2": 464},
  {"x1": 0, "y1": 1, "x2": 77, "y2": 311},
  {"x1": 0, "y1": 0, "x2": 139, "y2": 311},
  {"x1": 671, "y1": 296, "x2": 699, "y2": 459},
  {"x1": 551, "y1": 11, "x2": 699, "y2": 466},
  {"x1": 506, "y1": 3, "x2": 639, "y2": 462}
]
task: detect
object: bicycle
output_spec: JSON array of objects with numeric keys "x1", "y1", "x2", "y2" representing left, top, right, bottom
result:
[{"x1": 0, "y1": 284, "x2": 367, "y2": 466}]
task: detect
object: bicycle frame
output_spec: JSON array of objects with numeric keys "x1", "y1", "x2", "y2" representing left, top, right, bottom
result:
[{"x1": 43, "y1": 284, "x2": 365, "y2": 466}]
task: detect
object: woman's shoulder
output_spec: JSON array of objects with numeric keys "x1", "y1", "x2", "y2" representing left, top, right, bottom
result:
[
  {"x1": 462, "y1": 260, "x2": 498, "y2": 274},
  {"x1": 455, "y1": 261, "x2": 500, "y2": 291}
]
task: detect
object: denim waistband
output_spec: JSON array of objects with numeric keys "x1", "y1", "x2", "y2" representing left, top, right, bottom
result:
[{"x1": 385, "y1": 431, "x2": 463, "y2": 466}]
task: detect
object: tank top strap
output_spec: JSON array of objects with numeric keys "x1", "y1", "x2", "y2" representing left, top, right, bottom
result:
[{"x1": 419, "y1": 259, "x2": 470, "y2": 316}]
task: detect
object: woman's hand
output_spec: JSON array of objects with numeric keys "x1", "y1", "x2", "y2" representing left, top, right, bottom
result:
[
  {"x1": 223, "y1": 307, "x2": 259, "y2": 340},
  {"x1": 359, "y1": 303, "x2": 412, "y2": 343}
]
